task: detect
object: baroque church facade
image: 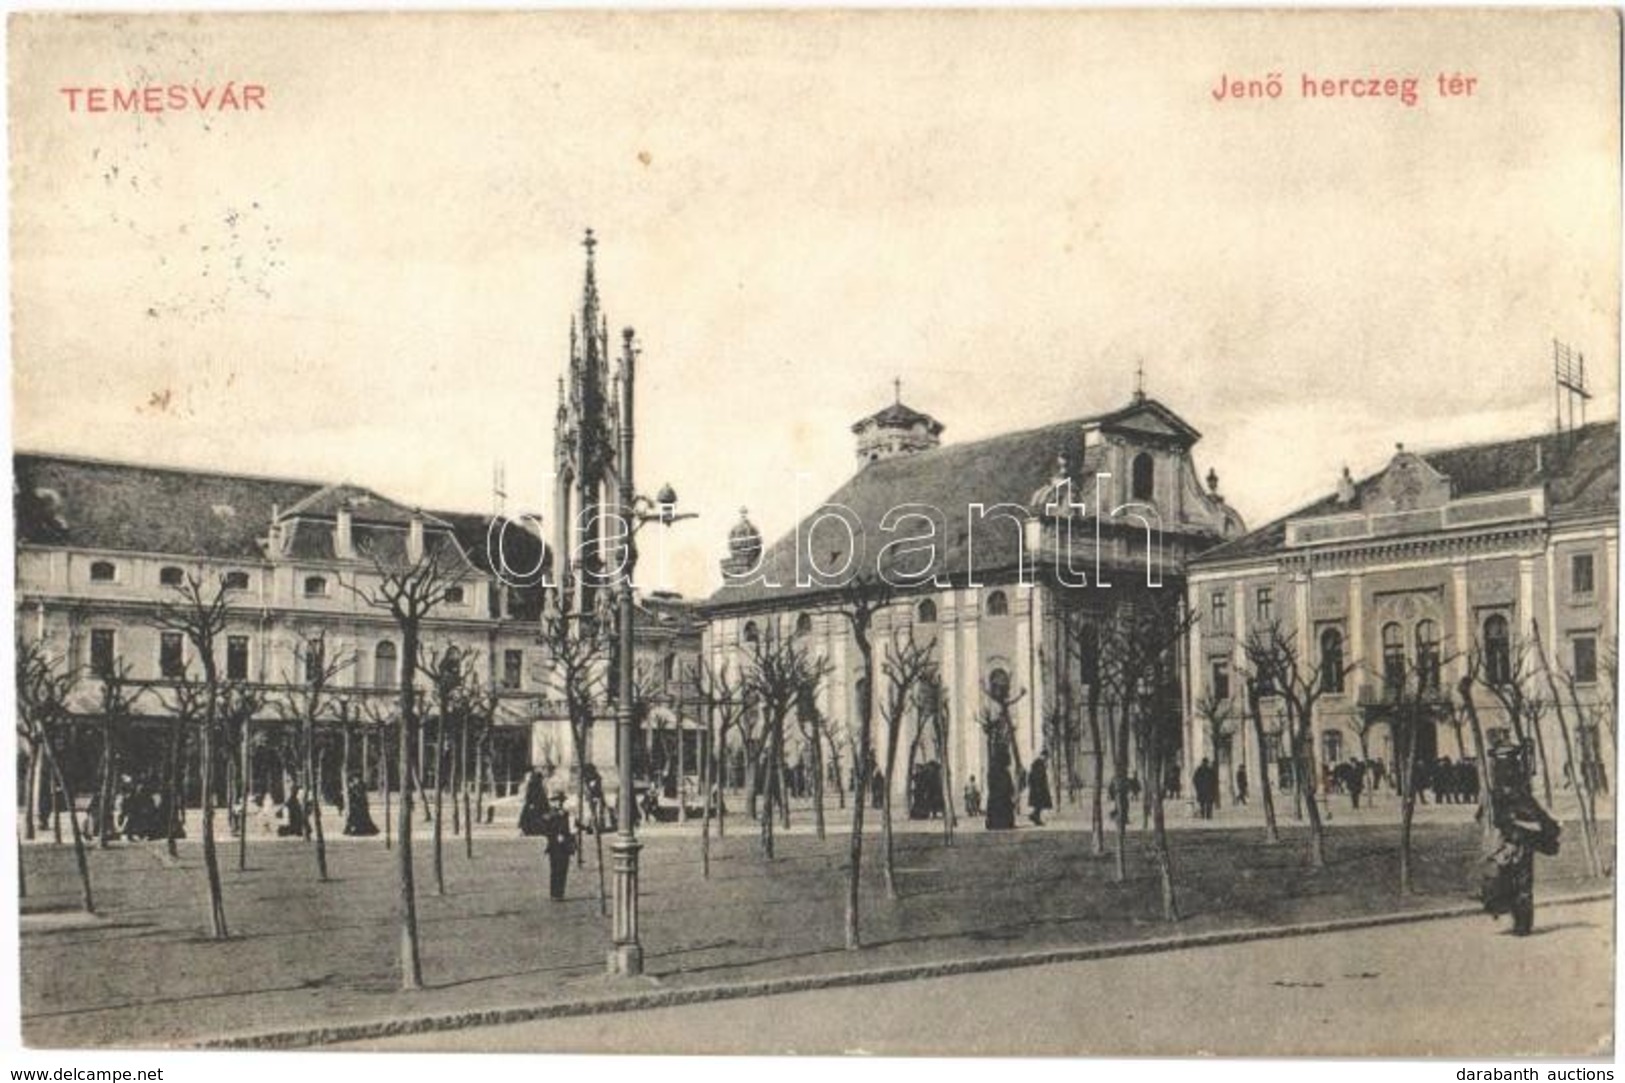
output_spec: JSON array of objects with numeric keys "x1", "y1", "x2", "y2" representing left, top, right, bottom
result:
[{"x1": 703, "y1": 389, "x2": 1245, "y2": 804}]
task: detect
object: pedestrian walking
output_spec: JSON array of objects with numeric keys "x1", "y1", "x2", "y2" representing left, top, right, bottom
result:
[
  {"x1": 963, "y1": 775, "x2": 982, "y2": 817},
  {"x1": 541, "y1": 788, "x2": 577, "y2": 901},
  {"x1": 1234, "y1": 763, "x2": 1249, "y2": 805},
  {"x1": 1482, "y1": 746, "x2": 1561, "y2": 935},
  {"x1": 1027, "y1": 753, "x2": 1053, "y2": 826},
  {"x1": 277, "y1": 786, "x2": 308, "y2": 838},
  {"x1": 343, "y1": 773, "x2": 379, "y2": 836},
  {"x1": 1346, "y1": 758, "x2": 1365, "y2": 810},
  {"x1": 1193, "y1": 758, "x2": 1217, "y2": 819},
  {"x1": 518, "y1": 770, "x2": 547, "y2": 837}
]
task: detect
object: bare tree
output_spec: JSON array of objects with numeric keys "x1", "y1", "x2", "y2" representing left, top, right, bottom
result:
[
  {"x1": 1058, "y1": 607, "x2": 1109, "y2": 857},
  {"x1": 1240, "y1": 619, "x2": 1354, "y2": 871},
  {"x1": 1533, "y1": 620, "x2": 1604, "y2": 878},
  {"x1": 90, "y1": 661, "x2": 145, "y2": 849},
  {"x1": 359, "y1": 695, "x2": 397, "y2": 850},
  {"x1": 1242, "y1": 677, "x2": 1282, "y2": 844},
  {"x1": 1476, "y1": 632, "x2": 1558, "y2": 807},
  {"x1": 1377, "y1": 653, "x2": 1443, "y2": 895},
  {"x1": 349, "y1": 538, "x2": 469, "y2": 991},
  {"x1": 1456, "y1": 650, "x2": 1500, "y2": 847},
  {"x1": 742, "y1": 622, "x2": 831, "y2": 860},
  {"x1": 692, "y1": 657, "x2": 748, "y2": 877},
  {"x1": 1094, "y1": 591, "x2": 1195, "y2": 919},
  {"x1": 918, "y1": 666, "x2": 956, "y2": 846},
  {"x1": 17, "y1": 637, "x2": 93, "y2": 913},
  {"x1": 279, "y1": 632, "x2": 354, "y2": 883},
  {"x1": 876, "y1": 629, "x2": 937, "y2": 898},
  {"x1": 537, "y1": 573, "x2": 610, "y2": 865},
  {"x1": 822, "y1": 575, "x2": 892, "y2": 950},
  {"x1": 154, "y1": 571, "x2": 234, "y2": 939}
]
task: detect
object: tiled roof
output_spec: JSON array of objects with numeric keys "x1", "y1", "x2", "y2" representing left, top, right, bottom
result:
[
  {"x1": 15, "y1": 453, "x2": 318, "y2": 560},
  {"x1": 711, "y1": 403, "x2": 1179, "y2": 610},
  {"x1": 12, "y1": 452, "x2": 521, "y2": 568},
  {"x1": 1193, "y1": 420, "x2": 1620, "y2": 566},
  {"x1": 709, "y1": 395, "x2": 1222, "y2": 611}
]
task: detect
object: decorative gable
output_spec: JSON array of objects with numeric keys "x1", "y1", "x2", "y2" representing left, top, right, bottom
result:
[{"x1": 1362, "y1": 449, "x2": 1452, "y2": 513}]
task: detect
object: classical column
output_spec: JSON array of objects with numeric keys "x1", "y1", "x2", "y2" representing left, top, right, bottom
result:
[
  {"x1": 1016, "y1": 585, "x2": 1041, "y2": 760},
  {"x1": 937, "y1": 591, "x2": 961, "y2": 790},
  {"x1": 958, "y1": 590, "x2": 983, "y2": 789},
  {"x1": 1451, "y1": 563, "x2": 1470, "y2": 679},
  {"x1": 1348, "y1": 573, "x2": 1364, "y2": 685},
  {"x1": 1517, "y1": 555, "x2": 1537, "y2": 638}
]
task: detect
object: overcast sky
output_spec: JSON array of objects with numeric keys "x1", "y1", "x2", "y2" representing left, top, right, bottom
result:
[{"x1": 10, "y1": 10, "x2": 1619, "y2": 597}]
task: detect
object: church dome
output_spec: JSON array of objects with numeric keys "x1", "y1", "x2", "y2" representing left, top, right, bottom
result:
[{"x1": 728, "y1": 507, "x2": 762, "y2": 564}]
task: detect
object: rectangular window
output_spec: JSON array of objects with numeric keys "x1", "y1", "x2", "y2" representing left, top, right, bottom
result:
[
  {"x1": 1321, "y1": 729, "x2": 1343, "y2": 764},
  {"x1": 1571, "y1": 553, "x2": 1596, "y2": 596},
  {"x1": 503, "y1": 649, "x2": 523, "y2": 691},
  {"x1": 89, "y1": 629, "x2": 116, "y2": 678},
  {"x1": 1210, "y1": 659, "x2": 1231, "y2": 701},
  {"x1": 226, "y1": 635, "x2": 250, "y2": 682},
  {"x1": 1256, "y1": 586, "x2": 1273, "y2": 624},
  {"x1": 1572, "y1": 636, "x2": 1598, "y2": 684},
  {"x1": 1211, "y1": 591, "x2": 1228, "y2": 628},
  {"x1": 160, "y1": 632, "x2": 185, "y2": 679},
  {"x1": 305, "y1": 639, "x2": 325, "y2": 685}
]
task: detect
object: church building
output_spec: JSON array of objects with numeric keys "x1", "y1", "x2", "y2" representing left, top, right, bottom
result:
[{"x1": 703, "y1": 387, "x2": 1244, "y2": 804}]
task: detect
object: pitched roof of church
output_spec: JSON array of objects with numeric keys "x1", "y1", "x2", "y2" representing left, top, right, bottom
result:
[
  {"x1": 1192, "y1": 419, "x2": 1620, "y2": 566},
  {"x1": 708, "y1": 396, "x2": 1199, "y2": 610}
]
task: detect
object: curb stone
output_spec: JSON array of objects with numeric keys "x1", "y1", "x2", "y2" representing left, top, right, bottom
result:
[{"x1": 196, "y1": 889, "x2": 1613, "y2": 1050}]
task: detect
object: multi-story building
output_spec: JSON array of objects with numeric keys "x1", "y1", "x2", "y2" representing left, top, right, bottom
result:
[
  {"x1": 1185, "y1": 420, "x2": 1618, "y2": 795},
  {"x1": 703, "y1": 389, "x2": 1244, "y2": 803},
  {"x1": 15, "y1": 450, "x2": 705, "y2": 804},
  {"x1": 14, "y1": 452, "x2": 556, "y2": 800}
]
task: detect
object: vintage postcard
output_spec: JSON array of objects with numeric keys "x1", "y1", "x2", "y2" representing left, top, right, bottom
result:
[{"x1": 7, "y1": 8, "x2": 1620, "y2": 1060}]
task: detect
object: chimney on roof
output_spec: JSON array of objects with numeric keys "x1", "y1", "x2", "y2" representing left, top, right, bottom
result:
[
  {"x1": 1337, "y1": 466, "x2": 1357, "y2": 504},
  {"x1": 336, "y1": 500, "x2": 354, "y2": 560},
  {"x1": 408, "y1": 509, "x2": 425, "y2": 564}
]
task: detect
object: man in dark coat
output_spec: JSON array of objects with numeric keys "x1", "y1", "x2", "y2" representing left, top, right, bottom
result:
[
  {"x1": 541, "y1": 788, "x2": 576, "y2": 901},
  {"x1": 1027, "y1": 753, "x2": 1053, "y2": 825},
  {"x1": 1345, "y1": 758, "x2": 1366, "y2": 810},
  {"x1": 278, "y1": 786, "x2": 308, "y2": 838},
  {"x1": 518, "y1": 771, "x2": 547, "y2": 837},
  {"x1": 1193, "y1": 759, "x2": 1217, "y2": 819},
  {"x1": 984, "y1": 741, "x2": 1016, "y2": 830},
  {"x1": 343, "y1": 774, "x2": 379, "y2": 836},
  {"x1": 1483, "y1": 746, "x2": 1560, "y2": 935},
  {"x1": 1234, "y1": 764, "x2": 1249, "y2": 805}
]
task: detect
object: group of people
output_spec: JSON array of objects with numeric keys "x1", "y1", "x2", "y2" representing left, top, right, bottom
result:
[
  {"x1": 84, "y1": 776, "x2": 177, "y2": 841},
  {"x1": 906, "y1": 761, "x2": 948, "y2": 820}
]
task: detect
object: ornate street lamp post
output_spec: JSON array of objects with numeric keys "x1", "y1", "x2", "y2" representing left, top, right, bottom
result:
[{"x1": 608, "y1": 326, "x2": 694, "y2": 977}]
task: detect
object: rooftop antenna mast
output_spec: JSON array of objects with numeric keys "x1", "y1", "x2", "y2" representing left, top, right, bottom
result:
[
  {"x1": 492, "y1": 461, "x2": 507, "y2": 516},
  {"x1": 1553, "y1": 338, "x2": 1591, "y2": 436}
]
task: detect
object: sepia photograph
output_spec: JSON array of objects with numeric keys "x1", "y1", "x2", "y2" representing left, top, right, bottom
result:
[{"x1": 6, "y1": 6, "x2": 1620, "y2": 1063}]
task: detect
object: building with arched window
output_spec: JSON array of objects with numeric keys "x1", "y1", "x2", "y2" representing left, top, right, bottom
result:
[
  {"x1": 704, "y1": 389, "x2": 1242, "y2": 806},
  {"x1": 1187, "y1": 420, "x2": 1617, "y2": 798}
]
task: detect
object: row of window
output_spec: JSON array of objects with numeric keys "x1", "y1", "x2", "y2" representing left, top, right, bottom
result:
[
  {"x1": 86, "y1": 562, "x2": 470, "y2": 606},
  {"x1": 741, "y1": 591, "x2": 1013, "y2": 644},
  {"x1": 90, "y1": 561, "x2": 256, "y2": 590},
  {"x1": 1210, "y1": 553, "x2": 1601, "y2": 631},
  {"x1": 1207, "y1": 612, "x2": 1600, "y2": 701},
  {"x1": 87, "y1": 630, "x2": 524, "y2": 689}
]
